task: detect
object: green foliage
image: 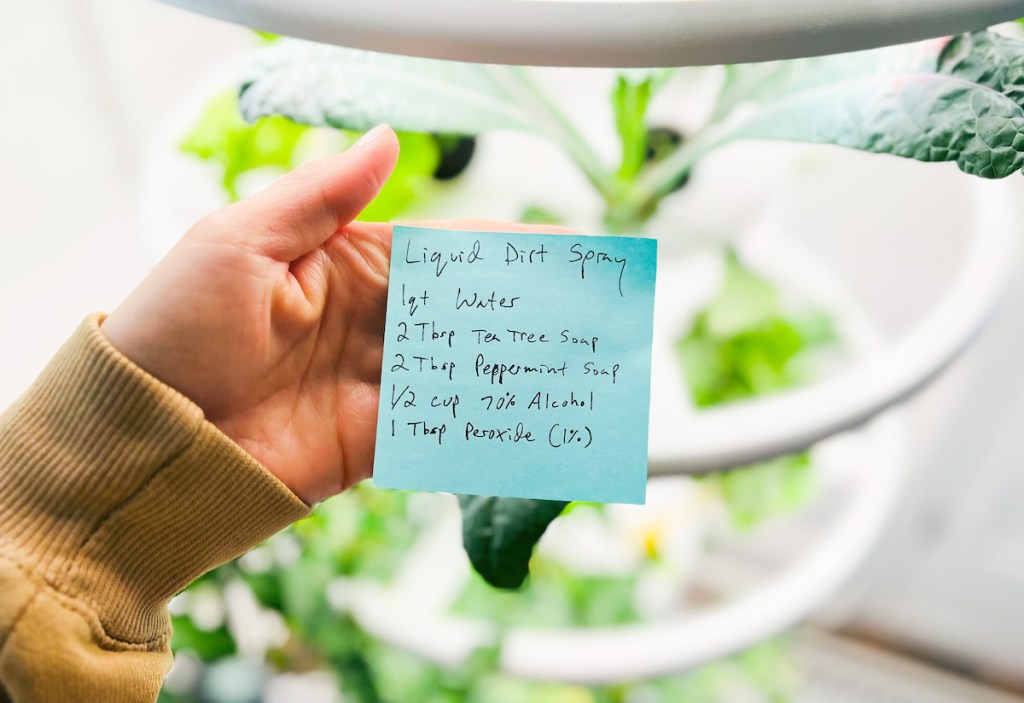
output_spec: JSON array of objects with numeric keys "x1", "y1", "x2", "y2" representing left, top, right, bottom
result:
[
  {"x1": 433, "y1": 134, "x2": 477, "y2": 180},
  {"x1": 730, "y1": 68, "x2": 1024, "y2": 179},
  {"x1": 626, "y1": 30, "x2": 1024, "y2": 223},
  {"x1": 164, "y1": 484, "x2": 799, "y2": 702},
  {"x1": 287, "y1": 483, "x2": 420, "y2": 581},
  {"x1": 180, "y1": 91, "x2": 308, "y2": 201},
  {"x1": 612, "y1": 69, "x2": 675, "y2": 183},
  {"x1": 722, "y1": 30, "x2": 1024, "y2": 179},
  {"x1": 162, "y1": 481, "x2": 802, "y2": 701},
  {"x1": 612, "y1": 76, "x2": 652, "y2": 182},
  {"x1": 167, "y1": 27, "x2": 1024, "y2": 699},
  {"x1": 677, "y1": 253, "x2": 834, "y2": 408},
  {"x1": 453, "y1": 562, "x2": 637, "y2": 628},
  {"x1": 458, "y1": 495, "x2": 568, "y2": 589},
  {"x1": 170, "y1": 614, "x2": 236, "y2": 662},
  {"x1": 238, "y1": 41, "x2": 537, "y2": 134},
  {"x1": 180, "y1": 91, "x2": 440, "y2": 220},
  {"x1": 676, "y1": 253, "x2": 833, "y2": 528},
  {"x1": 711, "y1": 453, "x2": 814, "y2": 531},
  {"x1": 252, "y1": 30, "x2": 280, "y2": 43},
  {"x1": 238, "y1": 31, "x2": 1024, "y2": 233},
  {"x1": 165, "y1": 486, "x2": 422, "y2": 702},
  {"x1": 215, "y1": 23, "x2": 1010, "y2": 591}
]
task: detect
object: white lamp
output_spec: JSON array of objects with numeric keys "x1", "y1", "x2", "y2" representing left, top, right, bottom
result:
[{"x1": 157, "y1": 0, "x2": 1024, "y2": 67}]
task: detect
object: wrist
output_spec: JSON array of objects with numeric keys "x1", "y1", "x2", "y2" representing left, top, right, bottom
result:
[{"x1": 0, "y1": 314, "x2": 310, "y2": 642}]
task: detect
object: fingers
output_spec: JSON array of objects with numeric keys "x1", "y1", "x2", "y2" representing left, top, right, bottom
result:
[
  {"x1": 333, "y1": 219, "x2": 582, "y2": 280},
  {"x1": 235, "y1": 125, "x2": 400, "y2": 262}
]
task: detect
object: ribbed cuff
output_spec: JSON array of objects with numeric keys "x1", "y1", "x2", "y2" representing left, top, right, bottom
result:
[{"x1": 0, "y1": 314, "x2": 310, "y2": 644}]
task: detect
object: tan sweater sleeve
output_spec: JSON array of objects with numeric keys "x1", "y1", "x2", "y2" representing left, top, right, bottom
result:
[{"x1": 0, "y1": 315, "x2": 311, "y2": 702}]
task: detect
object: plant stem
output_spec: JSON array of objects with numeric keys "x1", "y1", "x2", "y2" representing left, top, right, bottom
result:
[
  {"x1": 615, "y1": 126, "x2": 727, "y2": 226},
  {"x1": 506, "y1": 66, "x2": 620, "y2": 204}
]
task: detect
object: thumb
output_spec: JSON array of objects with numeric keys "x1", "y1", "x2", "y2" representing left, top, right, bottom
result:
[{"x1": 235, "y1": 124, "x2": 399, "y2": 261}]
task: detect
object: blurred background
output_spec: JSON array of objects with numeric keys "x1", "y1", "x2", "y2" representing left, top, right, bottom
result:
[{"x1": 4, "y1": 2, "x2": 1024, "y2": 702}]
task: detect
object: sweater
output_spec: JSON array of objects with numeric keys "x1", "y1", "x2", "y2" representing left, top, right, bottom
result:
[{"x1": 0, "y1": 315, "x2": 311, "y2": 701}]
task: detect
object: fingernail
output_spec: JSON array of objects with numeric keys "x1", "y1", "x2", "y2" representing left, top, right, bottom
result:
[{"x1": 352, "y1": 124, "x2": 390, "y2": 149}]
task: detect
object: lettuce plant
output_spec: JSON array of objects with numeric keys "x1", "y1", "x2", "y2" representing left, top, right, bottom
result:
[{"x1": 225, "y1": 29, "x2": 1024, "y2": 590}]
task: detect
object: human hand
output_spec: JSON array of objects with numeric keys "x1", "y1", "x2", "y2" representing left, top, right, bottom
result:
[{"x1": 103, "y1": 125, "x2": 568, "y2": 504}]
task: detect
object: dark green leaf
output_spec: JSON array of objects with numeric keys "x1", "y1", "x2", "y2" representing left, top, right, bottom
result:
[
  {"x1": 939, "y1": 31, "x2": 1024, "y2": 107},
  {"x1": 612, "y1": 69, "x2": 674, "y2": 182},
  {"x1": 702, "y1": 252, "x2": 779, "y2": 337},
  {"x1": 706, "y1": 32, "x2": 1024, "y2": 180},
  {"x1": 676, "y1": 254, "x2": 833, "y2": 408},
  {"x1": 181, "y1": 91, "x2": 438, "y2": 219},
  {"x1": 733, "y1": 70, "x2": 1024, "y2": 178},
  {"x1": 677, "y1": 255, "x2": 827, "y2": 525},
  {"x1": 458, "y1": 495, "x2": 567, "y2": 589},
  {"x1": 432, "y1": 134, "x2": 477, "y2": 180}
]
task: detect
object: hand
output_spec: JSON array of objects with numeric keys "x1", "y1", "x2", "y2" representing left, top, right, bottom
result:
[{"x1": 103, "y1": 125, "x2": 568, "y2": 504}]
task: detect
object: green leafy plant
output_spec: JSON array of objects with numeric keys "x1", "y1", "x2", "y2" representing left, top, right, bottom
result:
[
  {"x1": 181, "y1": 91, "x2": 308, "y2": 202},
  {"x1": 169, "y1": 28, "x2": 1024, "y2": 699},
  {"x1": 677, "y1": 253, "x2": 835, "y2": 409},
  {"x1": 458, "y1": 496, "x2": 568, "y2": 589},
  {"x1": 227, "y1": 28, "x2": 1024, "y2": 590},
  {"x1": 180, "y1": 91, "x2": 443, "y2": 221},
  {"x1": 240, "y1": 31, "x2": 1024, "y2": 234},
  {"x1": 677, "y1": 253, "x2": 833, "y2": 529},
  {"x1": 162, "y1": 485, "x2": 798, "y2": 703},
  {"x1": 219, "y1": 25, "x2": 1024, "y2": 236}
]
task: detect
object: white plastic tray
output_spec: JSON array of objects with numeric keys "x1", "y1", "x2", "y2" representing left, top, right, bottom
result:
[
  {"x1": 647, "y1": 176, "x2": 1016, "y2": 476},
  {"x1": 347, "y1": 411, "x2": 908, "y2": 682},
  {"x1": 156, "y1": 0, "x2": 1024, "y2": 67}
]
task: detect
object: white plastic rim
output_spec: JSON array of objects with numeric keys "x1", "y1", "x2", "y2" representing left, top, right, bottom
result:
[
  {"x1": 140, "y1": 64, "x2": 956, "y2": 682},
  {"x1": 648, "y1": 177, "x2": 1016, "y2": 477},
  {"x1": 501, "y1": 415, "x2": 907, "y2": 682},
  {"x1": 347, "y1": 410, "x2": 908, "y2": 683},
  {"x1": 334, "y1": 228, "x2": 914, "y2": 682},
  {"x1": 155, "y1": 0, "x2": 1024, "y2": 67}
]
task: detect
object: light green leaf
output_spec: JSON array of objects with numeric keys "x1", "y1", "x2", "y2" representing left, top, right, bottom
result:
[
  {"x1": 634, "y1": 36, "x2": 1020, "y2": 215},
  {"x1": 238, "y1": 40, "x2": 539, "y2": 135},
  {"x1": 709, "y1": 452, "x2": 814, "y2": 531},
  {"x1": 676, "y1": 253, "x2": 834, "y2": 408},
  {"x1": 613, "y1": 69, "x2": 675, "y2": 182},
  {"x1": 458, "y1": 495, "x2": 567, "y2": 590},
  {"x1": 612, "y1": 76, "x2": 652, "y2": 181},
  {"x1": 180, "y1": 91, "x2": 309, "y2": 201},
  {"x1": 170, "y1": 614, "x2": 236, "y2": 662},
  {"x1": 182, "y1": 91, "x2": 440, "y2": 218},
  {"x1": 356, "y1": 131, "x2": 440, "y2": 222}
]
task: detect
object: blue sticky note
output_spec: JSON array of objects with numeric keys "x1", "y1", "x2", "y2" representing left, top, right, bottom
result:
[{"x1": 372, "y1": 226, "x2": 657, "y2": 504}]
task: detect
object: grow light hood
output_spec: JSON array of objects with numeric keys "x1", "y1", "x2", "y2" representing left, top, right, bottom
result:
[{"x1": 159, "y1": 0, "x2": 1024, "y2": 67}]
